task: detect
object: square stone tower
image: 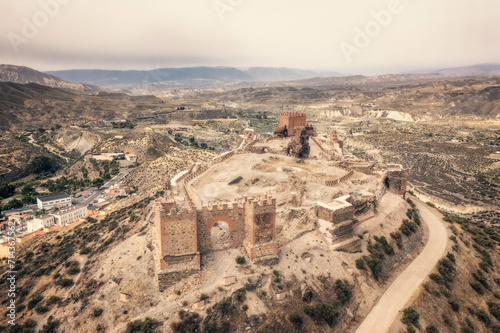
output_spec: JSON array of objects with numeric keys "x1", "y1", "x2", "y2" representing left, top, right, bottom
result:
[
  {"x1": 243, "y1": 195, "x2": 278, "y2": 260},
  {"x1": 154, "y1": 200, "x2": 200, "y2": 271},
  {"x1": 279, "y1": 112, "x2": 306, "y2": 137}
]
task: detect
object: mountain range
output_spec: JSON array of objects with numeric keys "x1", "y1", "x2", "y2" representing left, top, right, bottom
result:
[
  {"x1": 46, "y1": 67, "x2": 340, "y2": 87},
  {"x1": 1, "y1": 63, "x2": 499, "y2": 91},
  {"x1": 0, "y1": 64, "x2": 98, "y2": 93}
]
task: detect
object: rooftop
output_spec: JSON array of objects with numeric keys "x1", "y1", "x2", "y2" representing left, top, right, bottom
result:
[{"x1": 38, "y1": 193, "x2": 70, "y2": 202}]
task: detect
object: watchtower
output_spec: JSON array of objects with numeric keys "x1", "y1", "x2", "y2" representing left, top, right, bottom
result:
[{"x1": 279, "y1": 112, "x2": 306, "y2": 137}]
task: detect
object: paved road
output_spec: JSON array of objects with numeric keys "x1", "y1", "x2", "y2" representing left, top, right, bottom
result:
[
  {"x1": 75, "y1": 169, "x2": 132, "y2": 206},
  {"x1": 355, "y1": 197, "x2": 448, "y2": 333}
]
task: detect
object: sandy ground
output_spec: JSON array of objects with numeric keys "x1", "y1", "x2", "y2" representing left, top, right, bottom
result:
[
  {"x1": 188, "y1": 153, "x2": 348, "y2": 205},
  {"x1": 355, "y1": 197, "x2": 448, "y2": 333}
]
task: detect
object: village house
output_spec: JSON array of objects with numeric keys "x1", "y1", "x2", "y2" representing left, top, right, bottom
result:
[
  {"x1": 104, "y1": 184, "x2": 129, "y2": 197},
  {"x1": 125, "y1": 154, "x2": 137, "y2": 163}
]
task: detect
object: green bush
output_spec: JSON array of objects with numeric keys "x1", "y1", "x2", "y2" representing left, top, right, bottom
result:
[
  {"x1": 35, "y1": 305, "x2": 49, "y2": 314},
  {"x1": 355, "y1": 258, "x2": 365, "y2": 270},
  {"x1": 28, "y1": 295, "x2": 44, "y2": 310},
  {"x1": 93, "y1": 308, "x2": 103, "y2": 317},
  {"x1": 437, "y1": 258, "x2": 455, "y2": 285},
  {"x1": 472, "y1": 270, "x2": 490, "y2": 290},
  {"x1": 429, "y1": 273, "x2": 444, "y2": 284},
  {"x1": 126, "y1": 317, "x2": 161, "y2": 333},
  {"x1": 367, "y1": 257, "x2": 383, "y2": 280},
  {"x1": 39, "y1": 316, "x2": 60, "y2": 333},
  {"x1": 304, "y1": 303, "x2": 338, "y2": 327},
  {"x1": 470, "y1": 281, "x2": 484, "y2": 294},
  {"x1": 476, "y1": 309, "x2": 491, "y2": 326},
  {"x1": 335, "y1": 280, "x2": 351, "y2": 305},
  {"x1": 406, "y1": 324, "x2": 416, "y2": 333},
  {"x1": 402, "y1": 307, "x2": 419, "y2": 326},
  {"x1": 67, "y1": 261, "x2": 81, "y2": 275},
  {"x1": 288, "y1": 312, "x2": 303, "y2": 328},
  {"x1": 448, "y1": 300, "x2": 459, "y2": 312},
  {"x1": 488, "y1": 301, "x2": 500, "y2": 321},
  {"x1": 200, "y1": 294, "x2": 209, "y2": 301},
  {"x1": 28, "y1": 156, "x2": 59, "y2": 174},
  {"x1": 400, "y1": 219, "x2": 418, "y2": 236},
  {"x1": 56, "y1": 278, "x2": 74, "y2": 287},
  {"x1": 47, "y1": 296, "x2": 61, "y2": 305},
  {"x1": 426, "y1": 325, "x2": 439, "y2": 333},
  {"x1": 235, "y1": 256, "x2": 246, "y2": 265},
  {"x1": 217, "y1": 297, "x2": 232, "y2": 315}
]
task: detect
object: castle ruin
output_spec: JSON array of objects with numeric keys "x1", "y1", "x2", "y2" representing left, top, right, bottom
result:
[{"x1": 154, "y1": 194, "x2": 278, "y2": 289}]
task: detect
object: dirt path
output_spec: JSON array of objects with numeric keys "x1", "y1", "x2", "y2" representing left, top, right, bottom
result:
[{"x1": 355, "y1": 197, "x2": 448, "y2": 333}]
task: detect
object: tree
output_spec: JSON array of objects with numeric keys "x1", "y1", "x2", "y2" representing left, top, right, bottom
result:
[
  {"x1": 0, "y1": 183, "x2": 15, "y2": 199},
  {"x1": 92, "y1": 178, "x2": 105, "y2": 188},
  {"x1": 28, "y1": 156, "x2": 59, "y2": 174},
  {"x1": 7, "y1": 199, "x2": 23, "y2": 209},
  {"x1": 21, "y1": 185, "x2": 35, "y2": 195}
]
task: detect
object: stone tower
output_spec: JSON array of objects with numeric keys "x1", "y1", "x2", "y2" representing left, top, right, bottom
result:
[
  {"x1": 279, "y1": 112, "x2": 306, "y2": 137},
  {"x1": 243, "y1": 195, "x2": 278, "y2": 260}
]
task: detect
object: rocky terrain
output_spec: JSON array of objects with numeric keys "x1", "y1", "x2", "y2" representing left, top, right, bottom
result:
[
  {"x1": 0, "y1": 65, "x2": 499, "y2": 333},
  {"x1": 0, "y1": 65, "x2": 98, "y2": 93}
]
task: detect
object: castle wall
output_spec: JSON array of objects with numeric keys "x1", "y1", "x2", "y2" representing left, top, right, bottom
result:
[
  {"x1": 316, "y1": 197, "x2": 355, "y2": 224},
  {"x1": 385, "y1": 167, "x2": 408, "y2": 195},
  {"x1": 197, "y1": 202, "x2": 246, "y2": 254}
]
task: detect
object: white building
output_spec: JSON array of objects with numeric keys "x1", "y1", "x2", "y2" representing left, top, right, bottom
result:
[
  {"x1": 52, "y1": 205, "x2": 88, "y2": 227},
  {"x1": 37, "y1": 194, "x2": 72, "y2": 211},
  {"x1": 27, "y1": 215, "x2": 55, "y2": 233}
]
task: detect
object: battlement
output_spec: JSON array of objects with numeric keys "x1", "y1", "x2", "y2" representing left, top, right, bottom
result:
[
  {"x1": 278, "y1": 112, "x2": 307, "y2": 137},
  {"x1": 157, "y1": 205, "x2": 196, "y2": 222},
  {"x1": 280, "y1": 112, "x2": 306, "y2": 117},
  {"x1": 244, "y1": 194, "x2": 276, "y2": 208},
  {"x1": 201, "y1": 200, "x2": 245, "y2": 213}
]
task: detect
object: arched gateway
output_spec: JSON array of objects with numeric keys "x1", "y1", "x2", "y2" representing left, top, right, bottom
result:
[{"x1": 154, "y1": 195, "x2": 278, "y2": 272}]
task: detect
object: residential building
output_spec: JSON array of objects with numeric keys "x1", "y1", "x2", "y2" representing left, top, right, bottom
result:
[
  {"x1": 27, "y1": 215, "x2": 55, "y2": 233},
  {"x1": 37, "y1": 194, "x2": 72, "y2": 211},
  {"x1": 104, "y1": 184, "x2": 129, "y2": 197},
  {"x1": 125, "y1": 154, "x2": 137, "y2": 162},
  {"x1": 2, "y1": 207, "x2": 34, "y2": 217},
  {"x1": 52, "y1": 205, "x2": 88, "y2": 227}
]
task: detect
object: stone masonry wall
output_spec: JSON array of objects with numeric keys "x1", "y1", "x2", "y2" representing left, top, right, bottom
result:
[{"x1": 197, "y1": 203, "x2": 246, "y2": 254}]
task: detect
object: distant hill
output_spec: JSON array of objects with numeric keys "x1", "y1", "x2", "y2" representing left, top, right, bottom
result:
[
  {"x1": 0, "y1": 82, "x2": 162, "y2": 131},
  {"x1": 0, "y1": 64, "x2": 98, "y2": 93},
  {"x1": 47, "y1": 66, "x2": 341, "y2": 87},
  {"x1": 434, "y1": 64, "x2": 500, "y2": 77}
]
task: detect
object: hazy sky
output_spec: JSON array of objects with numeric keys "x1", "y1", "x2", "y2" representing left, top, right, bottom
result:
[{"x1": 1, "y1": 0, "x2": 499, "y2": 75}]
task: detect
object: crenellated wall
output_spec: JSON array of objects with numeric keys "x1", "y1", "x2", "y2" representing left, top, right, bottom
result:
[
  {"x1": 154, "y1": 194, "x2": 278, "y2": 274},
  {"x1": 197, "y1": 201, "x2": 246, "y2": 253}
]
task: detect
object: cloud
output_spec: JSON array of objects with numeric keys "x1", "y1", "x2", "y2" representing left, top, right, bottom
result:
[{"x1": 0, "y1": 0, "x2": 499, "y2": 74}]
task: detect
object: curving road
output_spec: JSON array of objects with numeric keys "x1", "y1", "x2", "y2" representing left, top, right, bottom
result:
[{"x1": 355, "y1": 197, "x2": 448, "y2": 333}]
